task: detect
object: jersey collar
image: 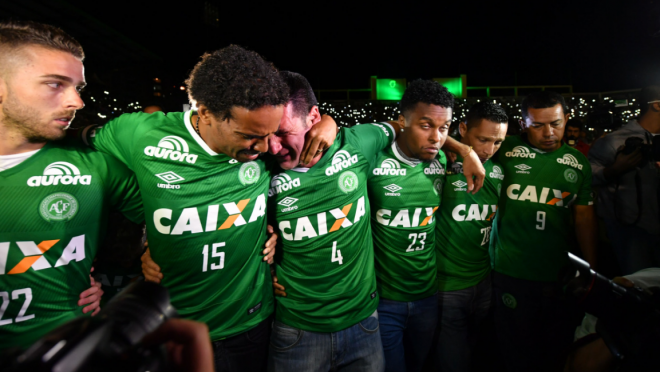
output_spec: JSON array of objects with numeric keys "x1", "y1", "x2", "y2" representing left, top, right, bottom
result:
[
  {"x1": 184, "y1": 110, "x2": 219, "y2": 156},
  {"x1": 391, "y1": 141, "x2": 422, "y2": 167}
]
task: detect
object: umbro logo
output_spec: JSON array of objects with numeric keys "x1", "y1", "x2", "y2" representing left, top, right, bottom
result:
[
  {"x1": 514, "y1": 164, "x2": 531, "y2": 174},
  {"x1": 156, "y1": 171, "x2": 184, "y2": 189},
  {"x1": 452, "y1": 180, "x2": 467, "y2": 188},
  {"x1": 278, "y1": 197, "x2": 299, "y2": 212},
  {"x1": 383, "y1": 184, "x2": 402, "y2": 196}
]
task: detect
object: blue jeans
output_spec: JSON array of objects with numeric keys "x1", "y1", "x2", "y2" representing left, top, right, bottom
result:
[
  {"x1": 603, "y1": 217, "x2": 660, "y2": 275},
  {"x1": 434, "y1": 275, "x2": 491, "y2": 372},
  {"x1": 378, "y1": 294, "x2": 438, "y2": 372},
  {"x1": 267, "y1": 311, "x2": 384, "y2": 372}
]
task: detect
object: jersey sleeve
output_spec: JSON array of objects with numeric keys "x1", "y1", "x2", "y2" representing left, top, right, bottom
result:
[
  {"x1": 345, "y1": 123, "x2": 396, "y2": 164},
  {"x1": 575, "y1": 161, "x2": 594, "y2": 206},
  {"x1": 100, "y1": 154, "x2": 144, "y2": 224},
  {"x1": 82, "y1": 112, "x2": 150, "y2": 170}
]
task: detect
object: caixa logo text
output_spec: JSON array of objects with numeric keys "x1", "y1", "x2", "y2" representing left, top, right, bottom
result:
[
  {"x1": 27, "y1": 162, "x2": 91, "y2": 187},
  {"x1": 144, "y1": 136, "x2": 198, "y2": 164}
]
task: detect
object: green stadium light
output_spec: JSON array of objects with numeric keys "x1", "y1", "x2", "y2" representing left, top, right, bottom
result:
[
  {"x1": 434, "y1": 75, "x2": 467, "y2": 98},
  {"x1": 377, "y1": 78, "x2": 406, "y2": 100}
]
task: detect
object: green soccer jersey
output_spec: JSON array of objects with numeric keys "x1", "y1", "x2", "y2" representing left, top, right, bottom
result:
[
  {"x1": 368, "y1": 142, "x2": 446, "y2": 302},
  {"x1": 0, "y1": 139, "x2": 142, "y2": 350},
  {"x1": 85, "y1": 111, "x2": 274, "y2": 340},
  {"x1": 435, "y1": 156, "x2": 503, "y2": 291},
  {"x1": 272, "y1": 123, "x2": 395, "y2": 332},
  {"x1": 490, "y1": 135, "x2": 593, "y2": 282}
]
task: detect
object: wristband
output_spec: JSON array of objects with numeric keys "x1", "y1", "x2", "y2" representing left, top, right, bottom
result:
[{"x1": 463, "y1": 146, "x2": 473, "y2": 158}]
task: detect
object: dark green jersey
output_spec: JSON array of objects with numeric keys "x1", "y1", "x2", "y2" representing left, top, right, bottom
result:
[
  {"x1": 0, "y1": 139, "x2": 142, "y2": 350},
  {"x1": 490, "y1": 135, "x2": 593, "y2": 281},
  {"x1": 272, "y1": 123, "x2": 395, "y2": 332},
  {"x1": 85, "y1": 111, "x2": 274, "y2": 340},
  {"x1": 435, "y1": 157, "x2": 503, "y2": 291},
  {"x1": 368, "y1": 142, "x2": 446, "y2": 301}
]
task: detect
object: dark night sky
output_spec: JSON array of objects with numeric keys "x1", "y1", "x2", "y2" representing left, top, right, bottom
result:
[{"x1": 7, "y1": 0, "x2": 660, "y2": 93}]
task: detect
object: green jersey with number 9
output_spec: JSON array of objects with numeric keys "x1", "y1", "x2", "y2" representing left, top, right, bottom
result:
[
  {"x1": 84, "y1": 111, "x2": 274, "y2": 340},
  {"x1": 0, "y1": 138, "x2": 143, "y2": 350},
  {"x1": 272, "y1": 123, "x2": 395, "y2": 332},
  {"x1": 368, "y1": 142, "x2": 446, "y2": 302},
  {"x1": 490, "y1": 135, "x2": 593, "y2": 281}
]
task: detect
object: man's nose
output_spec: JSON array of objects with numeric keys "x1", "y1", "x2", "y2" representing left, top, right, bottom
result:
[
  {"x1": 268, "y1": 136, "x2": 282, "y2": 155},
  {"x1": 255, "y1": 137, "x2": 269, "y2": 154}
]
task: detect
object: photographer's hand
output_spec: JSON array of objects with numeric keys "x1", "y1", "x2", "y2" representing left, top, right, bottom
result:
[
  {"x1": 78, "y1": 267, "x2": 104, "y2": 316},
  {"x1": 142, "y1": 319, "x2": 214, "y2": 372},
  {"x1": 603, "y1": 146, "x2": 644, "y2": 180},
  {"x1": 263, "y1": 225, "x2": 277, "y2": 264},
  {"x1": 141, "y1": 248, "x2": 163, "y2": 283},
  {"x1": 271, "y1": 267, "x2": 287, "y2": 297}
]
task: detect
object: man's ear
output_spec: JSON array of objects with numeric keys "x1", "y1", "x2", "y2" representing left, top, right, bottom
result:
[
  {"x1": 308, "y1": 106, "x2": 321, "y2": 126},
  {"x1": 564, "y1": 113, "x2": 571, "y2": 124},
  {"x1": 459, "y1": 122, "x2": 468, "y2": 138},
  {"x1": 398, "y1": 114, "x2": 406, "y2": 128},
  {"x1": 518, "y1": 119, "x2": 526, "y2": 132}
]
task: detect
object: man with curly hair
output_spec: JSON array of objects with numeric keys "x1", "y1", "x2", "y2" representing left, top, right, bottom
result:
[
  {"x1": 368, "y1": 80, "x2": 453, "y2": 372},
  {"x1": 433, "y1": 101, "x2": 508, "y2": 372},
  {"x1": 82, "y1": 45, "x2": 335, "y2": 372}
]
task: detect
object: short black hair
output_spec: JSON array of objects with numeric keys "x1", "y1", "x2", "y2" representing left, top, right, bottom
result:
[
  {"x1": 465, "y1": 101, "x2": 508, "y2": 130},
  {"x1": 185, "y1": 45, "x2": 289, "y2": 120},
  {"x1": 521, "y1": 91, "x2": 568, "y2": 120},
  {"x1": 639, "y1": 85, "x2": 660, "y2": 116},
  {"x1": 565, "y1": 117, "x2": 583, "y2": 131},
  {"x1": 399, "y1": 80, "x2": 454, "y2": 117},
  {"x1": 280, "y1": 71, "x2": 318, "y2": 121}
]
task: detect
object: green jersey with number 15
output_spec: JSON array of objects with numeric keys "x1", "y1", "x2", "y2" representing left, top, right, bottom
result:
[
  {"x1": 368, "y1": 142, "x2": 446, "y2": 302},
  {"x1": 0, "y1": 139, "x2": 142, "y2": 350},
  {"x1": 272, "y1": 123, "x2": 395, "y2": 332},
  {"x1": 490, "y1": 135, "x2": 593, "y2": 282},
  {"x1": 85, "y1": 111, "x2": 274, "y2": 340}
]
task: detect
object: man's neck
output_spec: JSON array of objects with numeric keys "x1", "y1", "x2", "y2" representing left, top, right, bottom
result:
[
  {"x1": 0, "y1": 123, "x2": 46, "y2": 156},
  {"x1": 637, "y1": 114, "x2": 660, "y2": 134}
]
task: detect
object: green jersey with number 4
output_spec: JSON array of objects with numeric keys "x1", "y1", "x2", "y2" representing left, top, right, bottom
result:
[
  {"x1": 435, "y1": 157, "x2": 503, "y2": 291},
  {"x1": 490, "y1": 135, "x2": 593, "y2": 281},
  {"x1": 272, "y1": 123, "x2": 395, "y2": 332},
  {"x1": 85, "y1": 111, "x2": 274, "y2": 340},
  {"x1": 368, "y1": 142, "x2": 446, "y2": 302},
  {"x1": 0, "y1": 139, "x2": 143, "y2": 350}
]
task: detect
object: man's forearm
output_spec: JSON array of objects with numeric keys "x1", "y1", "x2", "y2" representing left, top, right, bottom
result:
[
  {"x1": 575, "y1": 212, "x2": 598, "y2": 268},
  {"x1": 442, "y1": 136, "x2": 471, "y2": 157}
]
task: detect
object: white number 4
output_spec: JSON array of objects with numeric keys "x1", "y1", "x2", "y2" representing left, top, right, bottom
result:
[
  {"x1": 331, "y1": 241, "x2": 343, "y2": 265},
  {"x1": 202, "y1": 243, "x2": 225, "y2": 272}
]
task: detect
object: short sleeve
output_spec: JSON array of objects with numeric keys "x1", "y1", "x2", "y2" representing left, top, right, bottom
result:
[
  {"x1": 575, "y1": 161, "x2": 594, "y2": 206},
  {"x1": 83, "y1": 112, "x2": 150, "y2": 170},
  {"x1": 101, "y1": 154, "x2": 144, "y2": 224},
  {"x1": 344, "y1": 123, "x2": 396, "y2": 164}
]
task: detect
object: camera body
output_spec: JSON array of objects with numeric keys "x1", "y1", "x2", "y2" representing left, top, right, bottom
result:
[
  {"x1": 621, "y1": 136, "x2": 660, "y2": 161},
  {"x1": 561, "y1": 254, "x2": 660, "y2": 369},
  {"x1": 1, "y1": 281, "x2": 176, "y2": 372}
]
